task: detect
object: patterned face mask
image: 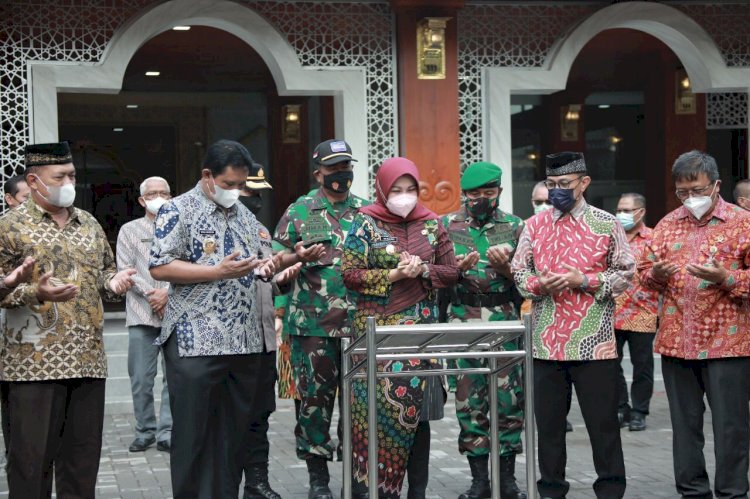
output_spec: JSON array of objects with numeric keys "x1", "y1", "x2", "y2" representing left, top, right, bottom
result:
[{"x1": 465, "y1": 195, "x2": 498, "y2": 221}]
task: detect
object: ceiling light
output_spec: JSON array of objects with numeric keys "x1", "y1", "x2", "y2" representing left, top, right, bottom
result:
[
  {"x1": 113, "y1": 127, "x2": 124, "y2": 132},
  {"x1": 173, "y1": 26, "x2": 191, "y2": 31},
  {"x1": 598, "y1": 104, "x2": 610, "y2": 109},
  {"x1": 126, "y1": 104, "x2": 138, "y2": 109},
  {"x1": 145, "y1": 71, "x2": 160, "y2": 76}
]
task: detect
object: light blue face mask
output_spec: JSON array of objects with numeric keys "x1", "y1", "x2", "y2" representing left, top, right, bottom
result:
[
  {"x1": 616, "y1": 212, "x2": 635, "y2": 230},
  {"x1": 616, "y1": 210, "x2": 642, "y2": 231}
]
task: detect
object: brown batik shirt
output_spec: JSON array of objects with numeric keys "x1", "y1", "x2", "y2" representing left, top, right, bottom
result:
[{"x1": 0, "y1": 197, "x2": 119, "y2": 381}]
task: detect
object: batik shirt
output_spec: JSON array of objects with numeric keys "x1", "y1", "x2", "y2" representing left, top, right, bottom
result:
[
  {"x1": 511, "y1": 200, "x2": 635, "y2": 361},
  {"x1": 117, "y1": 216, "x2": 169, "y2": 328},
  {"x1": 639, "y1": 197, "x2": 750, "y2": 359},
  {"x1": 273, "y1": 189, "x2": 369, "y2": 338},
  {"x1": 442, "y1": 206, "x2": 524, "y2": 322},
  {"x1": 342, "y1": 213, "x2": 460, "y2": 334},
  {"x1": 614, "y1": 226, "x2": 658, "y2": 333},
  {"x1": 0, "y1": 198, "x2": 119, "y2": 381},
  {"x1": 150, "y1": 183, "x2": 262, "y2": 357}
]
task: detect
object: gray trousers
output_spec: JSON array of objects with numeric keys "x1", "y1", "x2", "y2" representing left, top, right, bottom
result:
[{"x1": 128, "y1": 325, "x2": 172, "y2": 442}]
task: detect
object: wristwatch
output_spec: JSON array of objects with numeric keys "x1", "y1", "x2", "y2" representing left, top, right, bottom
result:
[
  {"x1": 580, "y1": 273, "x2": 589, "y2": 291},
  {"x1": 421, "y1": 264, "x2": 430, "y2": 280}
]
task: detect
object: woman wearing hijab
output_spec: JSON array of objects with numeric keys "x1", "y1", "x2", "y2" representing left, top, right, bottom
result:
[{"x1": 342, "y1": 157, "x2": 462, "y2": 498}]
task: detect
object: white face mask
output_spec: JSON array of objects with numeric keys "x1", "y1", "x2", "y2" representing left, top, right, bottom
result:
[
  {"x1": 35, "y1": 176, "x2": 76, "y2": 208},
  {"x1": 386, "y1": 193, "x2": 418, "y2": 218},
  {"x1": 145, "y1": 197, "x2": 167, "y2": 215},
  {"x1": 209, "y1": 177, "x2": 241, "y2": 208},
  {"x1": 533, "y1": 203, "x2": 552, "y2": 215},
  {"x1": 683, "y1": 183, "x2": 717, "y2": 220}
]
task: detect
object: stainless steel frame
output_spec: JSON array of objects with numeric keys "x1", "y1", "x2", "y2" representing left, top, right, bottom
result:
[{"x1": 341, "y1": 315, "x2": 536, "y2": 499}]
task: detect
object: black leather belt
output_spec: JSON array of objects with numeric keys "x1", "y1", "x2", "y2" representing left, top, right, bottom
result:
[{"x1": 451, "y1": 290, "x2": 514, "y2": 308}]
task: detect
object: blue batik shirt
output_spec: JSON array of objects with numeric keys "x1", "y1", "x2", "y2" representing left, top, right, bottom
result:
[{"x1": 149, "y1": 182, "x2": 263, "y2": 357}]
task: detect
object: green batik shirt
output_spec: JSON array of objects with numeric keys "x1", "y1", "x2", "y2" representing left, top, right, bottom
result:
[
  {"x1": 273, "y1": 189, "x2": 370, "y2": 337},
  {"x1": 442, "y1": 206, "x2": 524, "y2": 322}
]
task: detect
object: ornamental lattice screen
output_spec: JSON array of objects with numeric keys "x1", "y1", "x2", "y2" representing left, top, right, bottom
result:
[
  {"x1": 456, "y1": 2, "x2": 750, "y2": 168},
  {"x1": 0, "y1": 1, "x2": 396, "y2": 201}
]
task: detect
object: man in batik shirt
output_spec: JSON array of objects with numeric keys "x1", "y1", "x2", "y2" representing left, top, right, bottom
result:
[
  {"x1": 511, "y1": 152, "x2": 634, "y2": 499},
  {"x1": 442, "y1": 161, "x2": 526, "y2": 499},
  {"x1": 150, "y1": 140, "x2": 278, "y2": 498},
  {"x1": 0, "y1": 142, "x2": 134, "y2": 498},
  {"x1": 613, "y1": 193, "x2": 658, "y2": 432},
  {"x1": 639, "y1": 150, "x2": 750, "y2": 498},
  {"x1": 273, "y1": 140, "x2": 369, "y2": 499}
]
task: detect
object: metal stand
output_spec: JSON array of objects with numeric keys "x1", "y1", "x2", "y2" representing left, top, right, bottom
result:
[{"x1": 341, "y1": 317, "x2": 537, "y2": 499}]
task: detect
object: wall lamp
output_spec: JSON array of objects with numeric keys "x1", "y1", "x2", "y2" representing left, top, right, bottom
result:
[
  {"x1": 282, "y1": 104, "x2": 301, "y2": 143},
  {"x1": 675, "y1": 68, "x2": 696, "y2": 115},
  {"x1": 417, "y1": 17, "x2": 451, "y2": 79}
]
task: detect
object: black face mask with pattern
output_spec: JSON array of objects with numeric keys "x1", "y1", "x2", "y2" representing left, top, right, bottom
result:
[
  {"x1": 240, "y1": 195, "x2": 263, "y2": 214},
  {"x1": 321, "y1": 170, "x2": 353, "y2": 194},
  {"x1": 465, "y1": 195, "x2": 498, "y2": 221}
]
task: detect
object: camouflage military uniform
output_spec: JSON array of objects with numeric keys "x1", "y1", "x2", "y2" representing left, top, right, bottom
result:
[
  {"x1": 273, "y1": 189, "x2": 369, "y2": 461},
  {"x1": 442, "y1": 206, "x2": 525, "y2": 458}
]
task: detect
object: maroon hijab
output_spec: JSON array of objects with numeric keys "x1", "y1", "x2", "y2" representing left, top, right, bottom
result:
[{"x1": 359, "y1": 157, "x2": 437, "y2": 223}]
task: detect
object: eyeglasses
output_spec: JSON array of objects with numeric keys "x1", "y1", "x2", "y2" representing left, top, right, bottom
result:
[
  {"x1": 543, "y1": 176, "x2": 584, "y2": 190},
  {"x1": 532, "y1": 200, "x2": 551, "y2": 207},
  {"x1": 675, "y1": 183, "x2": 714, "y2": 201},
  {"x1": 615, "y1": 208, "x2": 642, "y2": 214},
  {"x1": 143, "y1": 191, "x2": 171, "y2": 200}
]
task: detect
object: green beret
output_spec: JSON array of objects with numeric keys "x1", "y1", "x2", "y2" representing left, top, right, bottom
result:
[{"x1": 460, "y1": 162, "x2": 502, "y2": 190}]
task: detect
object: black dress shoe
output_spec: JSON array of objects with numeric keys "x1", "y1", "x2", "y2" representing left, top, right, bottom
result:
[
  {"x1": 129, "y1": 436, "x2": 156, "y2": 452},
  {"x1": 617, "y1": 409, "x2": 630, "y2": 428},
  {"x1": 156, "y1": 439, "x2": 171, "y2": 452},
  {"x1": 629, "y1": 412, "x2": 646, "y2": 431}
]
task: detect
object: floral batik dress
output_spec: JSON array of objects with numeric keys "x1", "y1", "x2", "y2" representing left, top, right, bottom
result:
[{"x1": 342, "y1": 212, "x2": 459, "y2": 497}]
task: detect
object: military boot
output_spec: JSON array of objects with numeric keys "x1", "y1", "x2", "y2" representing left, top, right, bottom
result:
[
  {"x1": 458, "y1": 455, "x2": 491, "y2": 499},
  {"x1": 243, "y1": 462, "x2": 281, "y2": 499},
  {"x1": 306, "y1": 456, "x2": 333, "y2": 499},
  {"x1": 499, "y1": 455, "x2": 527, "y2": 499}
]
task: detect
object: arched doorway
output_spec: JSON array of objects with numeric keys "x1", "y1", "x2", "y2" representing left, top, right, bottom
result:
[
  {"x1": 28, "y1": 0, "x2": 370, "y2": 198},
  {"x1": 58, "y1": 26, "x2": 334, "y2": 241},
  {"x1": 483, "y1": 1, "x2": 750, "y2": 215}
]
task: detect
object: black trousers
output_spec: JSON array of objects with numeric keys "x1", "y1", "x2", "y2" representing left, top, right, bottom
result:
[
  {"x1": 534, "y1": 359, "x2": 625, "y2": 499},
  {"x1": 164, "y1": 333, "x2": 265, "y2": 499},
  {"x1": 662, "y1": 355, "x2": 750, "y2": 498},
  {"x1": 1, "y1": 381, "x2": 9, "y2": 457},
  {"x1": 7, "y1": 378, "x2": 105, "y2": 499},
  {"x1": 244, "y1": 349, "x2": 277, "y2": 471},
  {"x1": 615, "y1": 330, "x2": 655, "y2": 416}
]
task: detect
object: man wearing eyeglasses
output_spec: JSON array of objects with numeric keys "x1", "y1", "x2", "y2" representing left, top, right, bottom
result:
[
  {"x1": 116, "y1": 176, "x2": 173, "y2": 453},
  {"x1": 639, "y1": 150, "x2": 750, "y2": 498},
  {"x1": 613, "y1": 193, "x2": 658, "y2": 432},
  {"x1": 511, "y1": 152, "x2": 634, "y2": 499}
]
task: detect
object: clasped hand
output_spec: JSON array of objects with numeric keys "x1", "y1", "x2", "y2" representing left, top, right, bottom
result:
[
  {"x1": 390, "y1": 251, "x2": 424, "y2": 281},
  {"x1": 538, "y1": 265, "x2": 585, "y2": 295}
]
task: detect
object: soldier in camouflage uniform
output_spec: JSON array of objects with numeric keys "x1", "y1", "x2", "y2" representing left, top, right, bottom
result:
[
  {"x1": 442, "y1": 162, "x2": 527, "y2": 499},
  {"x1": 273, "y1": 140, "x2": 369, "y2": 499}
]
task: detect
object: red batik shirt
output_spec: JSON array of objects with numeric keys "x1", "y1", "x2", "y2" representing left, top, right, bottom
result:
[
  {"x1": 614, "y1": 226, "x2": 659, "y2": 333},
  {"x1": 511, "y1": 200, "x2": 635, "y2": 361},
  {"x1": 639, "y1": 197, "x2": 750, "y2": 359}
]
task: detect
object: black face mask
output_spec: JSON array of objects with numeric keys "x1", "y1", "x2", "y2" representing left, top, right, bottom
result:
[
  {"x1": 321, "y1": 170, "x2": 353, "y2": 194},
  {"x1": 239, "y1": 195, "x2": 263, "y2": 214},
  {"x1": 465, "y1": 195, "x2": 498, "y2": 222}
]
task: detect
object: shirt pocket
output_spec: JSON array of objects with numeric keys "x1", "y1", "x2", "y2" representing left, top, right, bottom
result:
[{"x1": 300, "y1": 230, "x2": 336, "y2": 267}]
